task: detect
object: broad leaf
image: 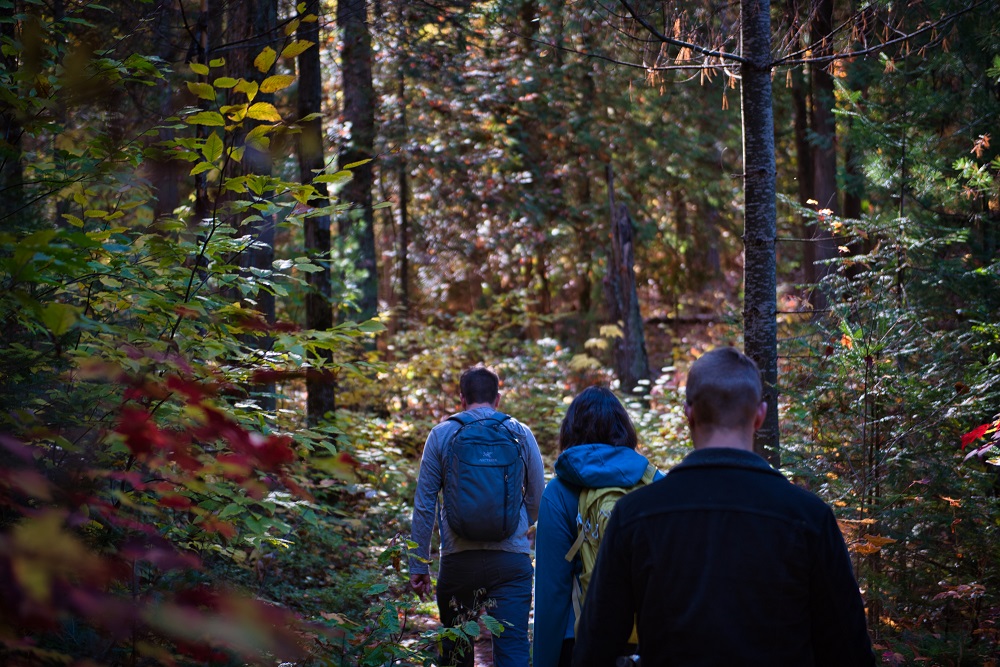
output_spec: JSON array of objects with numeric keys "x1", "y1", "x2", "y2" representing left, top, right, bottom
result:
[
  {"x1": 259, "y1": 74, "x2": 295, "y2": 94},
  {"x1": 253, "y1": 47, "x2": 277, "y2": 73}
]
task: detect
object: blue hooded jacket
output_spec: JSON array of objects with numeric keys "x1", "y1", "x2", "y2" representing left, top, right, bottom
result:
[{"x1": 533, "y1": 444, "x2": 662, "y2": 667}]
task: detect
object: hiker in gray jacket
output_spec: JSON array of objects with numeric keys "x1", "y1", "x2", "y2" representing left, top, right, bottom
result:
[{"x1": 409, "y1": 365, "x2": 545, "y2": 667}]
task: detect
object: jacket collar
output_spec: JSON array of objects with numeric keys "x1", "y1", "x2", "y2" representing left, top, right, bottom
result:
[{"x1": 672, "y1": 447, "x2": 780, "y2": 476}]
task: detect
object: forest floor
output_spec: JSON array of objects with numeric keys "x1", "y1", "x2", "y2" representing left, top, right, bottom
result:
[{"x1": 399, "y1": 612, "x2": 496, "y2": 666}]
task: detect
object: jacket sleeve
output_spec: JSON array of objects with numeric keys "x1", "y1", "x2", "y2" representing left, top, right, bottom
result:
[
  {"x1": 810, "y1": 508, "x2": 876, "y2": 667},
  {"x1": 572, "y1": 505, "x2": 636, "y2": 667},
  {"x1": 521, "y1": 425, "x2": 546, "y2": 525},
  {"x1": 408, "y1": 427, "x2": 444, "y2": 576},
  {"x1": 534, "y1": 480, "x2": 578, "y2": 667}
]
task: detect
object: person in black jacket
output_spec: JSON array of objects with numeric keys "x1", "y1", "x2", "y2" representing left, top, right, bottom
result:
[{"x1": 572, "y1": 347, "x2": 876, "y2": 667}]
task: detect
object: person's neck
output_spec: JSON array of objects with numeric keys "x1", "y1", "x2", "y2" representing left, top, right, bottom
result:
[
  {"x1": 464, "y1": 402, "x2": 495, "y2": 411},
  {"x1": 692, "y1": 426, "x2": 754, "y2": 451}
]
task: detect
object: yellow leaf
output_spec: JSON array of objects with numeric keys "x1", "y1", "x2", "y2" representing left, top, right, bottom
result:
[
  {"x1": 40, "y1": 303, "x2": 79, "y2": 336},
  {"x1": 189, "y1": 62, "x2": 209, "y2": 76},
  {"x1": 281, "y1": 40, "x2": 314, "y2": 59},
  {"x1": 254, "y1": 46, "x2": 277, "y2": 73},
  {"x1": 247, "y1": 102, "x2": 282, "y2": 122},
  {"x1": 186, "y1": 81, "x2": 216, "y2": 101},
  {"x1": 260, "y1": 74, "x2": 295, "y2": 93},
  {"x1": 233, "y1": 79, "x2": 259, "y2": 101},
  {"x1": 186, "y1": 111, "x2": 226, "y2": 127}
]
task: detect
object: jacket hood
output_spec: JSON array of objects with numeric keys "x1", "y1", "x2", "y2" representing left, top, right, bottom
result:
[{"x1": 554, "y1": 443, "x2": 651, "y2": 488}]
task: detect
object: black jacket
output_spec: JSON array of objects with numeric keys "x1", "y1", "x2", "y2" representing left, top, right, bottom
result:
[{"x1": 572, "y1": 447, "x2": 875, "y2": 667}]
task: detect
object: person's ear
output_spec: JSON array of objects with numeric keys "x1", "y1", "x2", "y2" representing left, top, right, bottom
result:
[
  {"x1": 493, "y1": 392, "x2": 502, "y2": 408},
  {"x1": 684, "y1": 403, "x2": 694, "y2": 425},
  {"x1": 460, "y1": 395, "x2": 468, "y2": 410},
  {"x1": 752, "y1": 401, "x2": 767, "y2": 431}
]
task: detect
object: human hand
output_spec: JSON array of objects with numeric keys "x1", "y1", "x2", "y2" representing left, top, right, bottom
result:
[{"x1": 410, "y1": 573, "x2": 433, "y2": 600}]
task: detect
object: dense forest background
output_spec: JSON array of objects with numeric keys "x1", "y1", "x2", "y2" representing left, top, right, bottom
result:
[{"x1": 2, "y1": 0, "x2": 999, "y2": 665}]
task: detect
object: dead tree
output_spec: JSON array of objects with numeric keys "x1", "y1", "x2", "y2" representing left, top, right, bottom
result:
[{"x1": 603, "y1": 165, "x2": 651, "y2": 394}]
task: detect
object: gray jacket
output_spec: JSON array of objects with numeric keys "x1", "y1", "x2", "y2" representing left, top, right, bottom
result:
[{"x1": 409, "y1": 406, "x2": 545, "y2": 575}]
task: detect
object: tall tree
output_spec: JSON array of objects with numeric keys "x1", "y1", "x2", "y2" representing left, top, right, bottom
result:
[
  {"x1": 804, "y1": 0, "x2": 839, "y2": 310},
  {"x1": 739, "y1": 0, "x2": 781, "y2": 464},
  {"x1": 297, "y1": 0, "x2": 336, "y2": 424},
  {"x1": 337, "y1": 0, "x2": 378, "y2": 322}
]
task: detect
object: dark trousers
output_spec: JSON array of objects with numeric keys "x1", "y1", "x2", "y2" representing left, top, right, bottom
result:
[{"x1": 436, "y1": 550, "x2": 533, "y2": 667}]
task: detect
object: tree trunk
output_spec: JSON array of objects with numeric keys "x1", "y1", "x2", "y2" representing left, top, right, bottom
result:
[
  {"x1": 395, "y1": 6, "x2": 411, "y2": 330},
  {"x1": 604, "y1": 166, "x2": 651, "y2": 394},
  {"x1": 337, "y1": 0, "x2": 378, "y2": 323},
  {"x1": 788, "y1": 34, "x2": 815, "y2": 286},
  {"x1": 740, "y1": 0, "x2": 780, "y2": 465},
  {"x1": 298, "y1": 0, "x2": 336, "y2": 425},
  {"x1": 1, "y1": 3, "x2": 26, "y2": 229},
  {"x1": 807, "y1": 0, "x2": 839, "y2": 311}
]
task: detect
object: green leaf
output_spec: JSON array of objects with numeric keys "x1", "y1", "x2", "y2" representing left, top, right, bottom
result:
[
  {"x1": 186, "y1": 81, "x2": 216, "y2": 101},
  {"x1": 461, "y1": 621, "x2": 480, "y2": 638},
  {"x1": 40, "y1": 303, "x2": 79, "y2": 336},
  {"x1": 366, "y1": 583, "x2": 388, "y2": 595},
  {"x1": 218, "y1": 503, "x2": 243, "y2": 519},
  {"x1": 190, "y1": 161, "x2": 216, "y2": 176},
  {"x1": 254, "y1": 47, "x2": 277, "y2": 73},
  {"x1": 281, "y1": 40, "x2": 314, "y2": 59},
  {"x1": 259, "y1": 74, "x2": 295, "y2": 94},
  {"x1": 294, "y1": 263, "x2": 323, "y2": 273},
  {"x1": 186, "y1": 111, "x2": 226, "y2": 127},
  {"x1": 189, "y1": 62, "x2": 209, "y2": 76},
  {"x1": 313, "y1": 170, "x2": 352, "y2": 185},
  {"x1": 357, "y1": 320, "x2": 386, "y2": 334},
  {"x1": 203, "y1": 131, "x2": 224, "y2": 162},
  {"x1": 209, "y1": 57, "x2": 226, "y2": 68},
  {"x1": 342, "y1": 158, "x2": 372, "y2": 170},
  {"x1": 62, "y1": 214, "x2": 84, "y2": 228},
  {"x1": 247, "y1": 102, "x2": 282, "y2": 122}
]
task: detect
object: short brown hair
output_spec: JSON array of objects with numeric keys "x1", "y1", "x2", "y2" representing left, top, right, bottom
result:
[
  {"x1": 459, "y1": 365, "x2": 500, "y2": 405},
  {"x1": 685, "y1": 347, "x2": 762, "y2": 429}
]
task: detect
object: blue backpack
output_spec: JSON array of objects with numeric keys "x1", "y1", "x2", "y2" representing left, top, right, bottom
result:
[{"x1": 442, "y1": 411, "x2": 526, "y2": 542}]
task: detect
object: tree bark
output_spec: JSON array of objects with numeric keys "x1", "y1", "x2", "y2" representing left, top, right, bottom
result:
[
  {"x1": 337, "y1": 0, "x2": 378, "y2": 323},
  {"x1": 604, "y1": 166, "x2": 651, "y2": 394},
  {"x1": 298, "y1": 0, "x2": 336, "y2": 425},
  {"x1": 807, "y1": 0, "x2": 839, "y2": 311},
  {"x1": 1, "y1": 3, "x2": 26, "y2": 229},
  {"x1": 740, "y1": 0, "x2": 780, "y2": 465}
]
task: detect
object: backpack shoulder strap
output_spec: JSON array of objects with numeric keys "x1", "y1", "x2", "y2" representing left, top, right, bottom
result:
[
  {"x1": 446, "y1": 412, "x2": 473, "y2": 426},
  {"x1": 640, "y1": 462, "x2": 658, "y2": 485}
]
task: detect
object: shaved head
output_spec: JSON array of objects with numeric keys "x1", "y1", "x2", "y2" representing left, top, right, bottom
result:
[{"x1": 685, "y1": 348, "x2": 763, "y2": 430}]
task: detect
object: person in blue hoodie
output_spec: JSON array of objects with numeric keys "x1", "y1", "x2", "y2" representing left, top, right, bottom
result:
[{"x1": 533, "y1": 386, "x2": 663, "y2": 667}]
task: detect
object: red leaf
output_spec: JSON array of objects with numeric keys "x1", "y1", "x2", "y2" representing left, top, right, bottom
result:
[
  {"x1": 166, "y1": 375, "x2": 207, "y2": 403},
  {"x1": 116, "y1": 408, "x2": 168, "y2": 456},
  {"x1": 254, "y1": 434, "x2": 296, "y2": 469},
  {"x1": 961, "y1": 423, "x2": 990, "y2": 450},
  {"x1": 159, "y1": 493, "x2": 193, "y2": 510}
]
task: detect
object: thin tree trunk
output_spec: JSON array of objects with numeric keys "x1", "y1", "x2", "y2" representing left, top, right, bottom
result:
[
  {"x1": 396, "y1": 8, "x2": 410, "y2": 330},
  {"x1": 337, "y1": 0, "x2": 378, "y2": 323},
  {"x1": 298, "y1": 0, "x2": 335, "y2": 424},
  {"x1": 740, "y1": 0, "x2": 780, "y2": 465},
  {"x1": 604, "y1": 166, "x2": 651, "y2": 393}
]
